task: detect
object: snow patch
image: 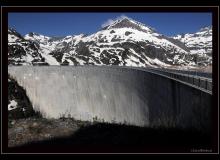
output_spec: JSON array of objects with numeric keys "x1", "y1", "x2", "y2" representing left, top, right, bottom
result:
[{"x1": 8, "y1": 100, "x2": 18, "y2": 111}]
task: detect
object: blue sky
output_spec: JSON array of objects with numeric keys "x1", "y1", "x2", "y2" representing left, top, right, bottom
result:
[{"x1": 8, "y1": 13, "x2": 212, "y2": 37}]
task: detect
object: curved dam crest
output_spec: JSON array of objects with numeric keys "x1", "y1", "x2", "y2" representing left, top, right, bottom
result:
[{"x1": 8, "y1": 66, "x2": 212, "y2": 130}]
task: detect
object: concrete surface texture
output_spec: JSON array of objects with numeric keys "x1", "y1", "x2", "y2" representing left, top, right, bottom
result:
[{"x1": 8, "y1": 66, "x2": 212, "y2": 130}]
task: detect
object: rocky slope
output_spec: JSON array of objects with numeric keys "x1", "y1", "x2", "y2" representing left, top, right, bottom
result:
[
  {"x1": 8, "y1": 28, "x2": 48, "y2": 65},
  {"x1": 8, "y1": 75, "x2": 42, "y2": 120},
  {"x1": 173, "y1": 26, "x2": 212, "y2": 65}
]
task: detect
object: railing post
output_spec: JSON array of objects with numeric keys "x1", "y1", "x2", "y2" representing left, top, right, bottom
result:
[{"x1": 206, "y1": 80, "x2": 208, "y2": 90}]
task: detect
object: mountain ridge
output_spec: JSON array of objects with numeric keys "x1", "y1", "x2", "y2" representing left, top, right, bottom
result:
[{"x1": 8, "y1": 17, "x2": 212, "y2": 68}]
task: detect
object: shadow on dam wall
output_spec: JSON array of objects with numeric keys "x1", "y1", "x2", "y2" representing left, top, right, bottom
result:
[{"x1": 8, "y1": 66, "x2": 212, "y2": 131}]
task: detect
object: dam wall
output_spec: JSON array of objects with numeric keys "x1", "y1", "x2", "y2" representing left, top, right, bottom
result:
[{"x1": 8, "y1": 66, "x2": 212, "y2": 130}]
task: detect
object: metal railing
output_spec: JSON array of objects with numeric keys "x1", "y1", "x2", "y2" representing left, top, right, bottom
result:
[{"x1": 143, "y1": 67, "x2": 212, "y2": 92}]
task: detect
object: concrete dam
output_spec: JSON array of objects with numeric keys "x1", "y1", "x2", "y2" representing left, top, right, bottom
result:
[{"x1": 8, "y1": 66, "x2": 212, "y2": 130}]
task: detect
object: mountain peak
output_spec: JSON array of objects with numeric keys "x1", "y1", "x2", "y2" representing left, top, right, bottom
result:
[
  {"x1": 8, "y1": 27, "x2": 21, "y2": 36},
  {"x1": 195, "y1": 26, "x2": 212, "y2": 37},
  {"x1": 28, "y1": 32, "x2": 40, "y2": 37},
  {"x1": 199, "y1": 26, "x2": 212, "y2": 32},
  {"x1": 8, "y1": 27, "x2": 24, "y2": 41},
  {"x1": 24, "y1": 32, "x2": 51, "y2": 43},
  {"x1": 8, "y1": 27, "x2": 17, "y2": 33},
  {"x1": 102, "y1": 16, "x2": 155, "y2": 33}
]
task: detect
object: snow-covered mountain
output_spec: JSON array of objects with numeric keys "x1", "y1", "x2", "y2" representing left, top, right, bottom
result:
[
  {"x1": 8, "y1": 17, "x2": 212, "y2": 67},
  {"x1": 173, "y1": 26, "x2": 212, "y2": 65},
  {"x1": 8, "y1": 28, "x2": 48, "y2": 65}
]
